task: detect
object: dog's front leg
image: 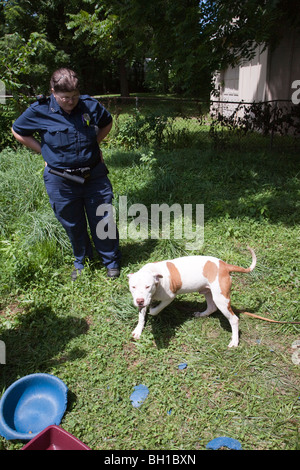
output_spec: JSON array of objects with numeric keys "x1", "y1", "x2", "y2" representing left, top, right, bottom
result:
[
  {"x1": 132, "y1": 306, "x2": 147, "y2": 340},
  {"x1": 149, "y1": 298, "x2": 173, "y2": 316}
]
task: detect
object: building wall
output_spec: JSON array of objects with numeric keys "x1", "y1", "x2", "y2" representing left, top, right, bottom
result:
[
  {"x1": 212, "y1": 28, "x2": 300, "y2": 106},
  {"x1": 239, "y1": 46, "x2": 268, "y2": 102},
  {"x1": 266, "y1": 29, "x2": 300, "y2": 101},
  {"x1": 221, "y1": 66, "x2": 239, "y2": 102},
  {"x1": 212, "y1": 45, "x2": 268, "y2": 104}
]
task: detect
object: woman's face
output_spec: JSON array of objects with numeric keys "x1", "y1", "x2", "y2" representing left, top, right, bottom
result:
[{"x1": 52, "y1": 89, "x2": 80, "y2": 113}]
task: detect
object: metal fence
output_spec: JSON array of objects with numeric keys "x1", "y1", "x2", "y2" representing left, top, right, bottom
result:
[
  {"x1": 2, "y1": 95, "x2": 300, "y2": 152},
  {"x1": 97, "y1": 96, "x2": 300, "y2": 152}
]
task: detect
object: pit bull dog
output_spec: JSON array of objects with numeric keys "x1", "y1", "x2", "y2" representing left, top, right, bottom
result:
[{"x1": 128, "y1": 247, "x2": 256, "y2": 348}]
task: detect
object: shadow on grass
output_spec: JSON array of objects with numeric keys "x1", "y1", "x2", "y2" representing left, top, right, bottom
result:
[
  {"x1": 108, "y1": 147, "x2": 300, "y2": 227},
  {"x1": 119, "y1": 239, "x2": 159, "y2": 266},
  {"x1": 0, "y1": 303, "x2": 89, "y2": 389},
  {"x1": 147, "y1": 298, "x2": 259, "y2": 349}
]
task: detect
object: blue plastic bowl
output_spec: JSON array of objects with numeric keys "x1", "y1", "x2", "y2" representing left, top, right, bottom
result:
[{"x1": 0, "y1": 373, "x2": 68, "y2": 440}]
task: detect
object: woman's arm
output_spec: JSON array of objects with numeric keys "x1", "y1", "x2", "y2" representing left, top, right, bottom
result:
[
  {"x1": 96, "y1": 120, "x2": 113, "y2": 145},
  {"x1": 11, "y1": 128, "x2": 42, "y2": 154},
  {"x1": 97, "y1": 120, "x2": 113, "y2": 163}
]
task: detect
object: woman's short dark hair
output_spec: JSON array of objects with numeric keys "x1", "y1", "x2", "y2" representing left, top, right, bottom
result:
[{"x1": 50, "y1": 68, "x2": 79, "y2": 92}]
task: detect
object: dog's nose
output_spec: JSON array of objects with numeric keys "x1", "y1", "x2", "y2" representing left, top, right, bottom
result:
[{"x1": 136, "y1": 298, "x2": 145, "y2": 306}]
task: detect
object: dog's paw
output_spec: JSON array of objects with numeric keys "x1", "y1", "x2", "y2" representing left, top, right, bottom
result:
[
  {"x1": 132, "y1": 328, "x2": 141, "y2": 340},
  {"x1": 194, "y1": 311, "x2": 206, "y2": 318},
  {"x1": 228, "y1": 339, "x2": 239, "y2": 348}
]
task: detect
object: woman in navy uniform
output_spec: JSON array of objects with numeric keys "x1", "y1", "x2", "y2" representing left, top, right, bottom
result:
[{"x1": 12, "y1": 68, "x2": 121, "y2": 280}]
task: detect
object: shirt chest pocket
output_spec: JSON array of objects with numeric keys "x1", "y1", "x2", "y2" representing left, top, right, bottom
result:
[
  {"x1": 43, "y1": 126, "x2": 74, "y2": 148},
  {"x1": 79, "y1": 125, "x2": 98, "y2": 145}
]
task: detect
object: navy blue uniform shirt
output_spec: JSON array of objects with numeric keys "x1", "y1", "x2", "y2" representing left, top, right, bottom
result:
[{"x1": 12, "y1": 94, "x2": 112, "y2": 170}]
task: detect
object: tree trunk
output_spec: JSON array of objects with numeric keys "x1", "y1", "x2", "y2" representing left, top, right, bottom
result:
[{"x1": 119, "y1": 58, "x2": 129, "y2": 97}]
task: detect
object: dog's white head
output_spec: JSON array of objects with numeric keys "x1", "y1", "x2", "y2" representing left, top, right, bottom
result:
[{"x1": 128, "y1": 270, "x2": 163, "y2": 309}]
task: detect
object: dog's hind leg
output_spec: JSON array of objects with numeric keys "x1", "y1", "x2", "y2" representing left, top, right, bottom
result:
[
  {"x1": 194, "y1": 290, "x2": 217, "y2": 318},
  {"x1": 213, "y1": 295, "x2": 239, "y2": 348}
]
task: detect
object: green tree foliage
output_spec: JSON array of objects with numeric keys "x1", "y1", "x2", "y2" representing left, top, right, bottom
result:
[
  {"x1": 0, "y1": 0, "x2": 300, "y2": 98},
  {"x1": 67, "y1": 0, "x2": 211, "y2": 97},
  {"x1": 0, "y1": 32, "x2": 56, "y2": 96},
  {"x1": 67, "y1": 2, "x2": 145, "y2": 97},
  {"x1": 201, "y1": 0, "x2": 299, "y2": 69}
]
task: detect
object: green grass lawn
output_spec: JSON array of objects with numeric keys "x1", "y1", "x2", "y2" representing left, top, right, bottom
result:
[{"x1": 0, "y1": 120, "x2": 299, "y2": 450}]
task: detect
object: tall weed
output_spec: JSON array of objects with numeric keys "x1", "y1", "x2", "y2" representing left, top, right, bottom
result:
[
  {"x1": 0, "y1": 148, "x2": 46, "y2": 235},
  {"x1": 0, "y1": 148, "x2": 68, "y2": 291}
]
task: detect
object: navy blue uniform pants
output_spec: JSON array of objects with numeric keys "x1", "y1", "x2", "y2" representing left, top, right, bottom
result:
[{"x1": 43, "y1": 163, "x2": 121, "y2": 271}]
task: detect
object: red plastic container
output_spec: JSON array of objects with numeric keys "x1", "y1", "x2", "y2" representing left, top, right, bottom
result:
[{"x1": 21, "y1": 425, "x2": 91, "y2": 450}]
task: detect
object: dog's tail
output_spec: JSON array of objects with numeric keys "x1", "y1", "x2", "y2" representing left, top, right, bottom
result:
[
  {"x1": 234, "y1": 309, "x2": 300, "y2": 324},
  {"x1": 230, "y1": 247, "x2": 300, "y2": 325},
  {"x1": 225, "y1": 246, "x2": 256, "y2": 274}
]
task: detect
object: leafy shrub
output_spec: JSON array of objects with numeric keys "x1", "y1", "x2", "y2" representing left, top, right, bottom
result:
[
  {"x1": 209, "y1": 101, "x2": 300, "y2": 149},
  {"x1": 111, "y1": 111, "x2": 167, "y2": 149},
  {"x1": 111, "y1": 111, "x2": 197, "y2": 149},
  {"x1": 0, "y1": 104, "x2": 17, "y2": 150}
]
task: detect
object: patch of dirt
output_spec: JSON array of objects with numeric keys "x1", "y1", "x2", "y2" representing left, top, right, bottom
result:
[{"x1": 0, "y1": 302, "x2": 23, "y2": 318}]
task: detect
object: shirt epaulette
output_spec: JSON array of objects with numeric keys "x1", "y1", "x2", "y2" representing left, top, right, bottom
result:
[
  {"x1": 36, "y1": 94, "x2": 48, "y2": 104},
  {"x1": 31, "y1": 96, "x2": 50, "y2": 109},
  {"x1": 80, "y1": 95, "x2": 95, "y2": 100}
]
